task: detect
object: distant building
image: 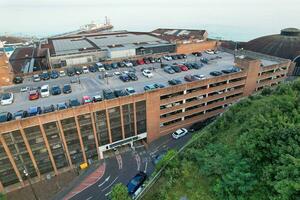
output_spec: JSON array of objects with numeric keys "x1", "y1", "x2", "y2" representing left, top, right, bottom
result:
[
  {"x1": 45, "y1": 31, "x2": 176, "y2": 68},
  {"x1": 244, "y1": 28, "x2": 300, "y2": 76}
]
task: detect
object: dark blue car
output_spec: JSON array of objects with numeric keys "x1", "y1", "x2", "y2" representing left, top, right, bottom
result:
[
  {"x1": 127, "y1": 172, "x2": 147, "y2": 195},
  {"x1": 119, "y1": 74, "x2": 130, "y2": 82},
  {"x1": 51, "y1": 85, "x2": 61, "y2": 95},
  {"x1": 28, "y1": 106, "x2": 42, "y2": 116}
]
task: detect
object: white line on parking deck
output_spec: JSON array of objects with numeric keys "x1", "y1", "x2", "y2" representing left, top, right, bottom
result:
[
  {"x1": 101, "y1": 176, "x2": 119, "y2": 192},
  {"x1": 86, "y1": 196, "x2": 93, "y2": 200}
]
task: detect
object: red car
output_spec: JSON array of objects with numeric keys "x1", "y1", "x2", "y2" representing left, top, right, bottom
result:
[
  {"x1": 29, "y1": 90, "x2": 39, "y2": 100},
  {"x1": 137, "y1": 59, "x2": 145, "y2": 65},
  {"x1": 82, "y1": 96, "x2": 92, "y2": 104},
  {"x1": 178, "y1": 64, "x2": 189, "y2": 71}
]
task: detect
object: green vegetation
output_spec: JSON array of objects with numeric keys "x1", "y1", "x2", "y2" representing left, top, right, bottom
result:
[
  {"x1": 0, "y1": 193, "x2": 6, "y2": 200},
  {"x1": 143, "y1": 80, "x2": 300, "y2": 200},
  {"x1": 110, "y1": 183, "x2": 131, "y2": 200}
]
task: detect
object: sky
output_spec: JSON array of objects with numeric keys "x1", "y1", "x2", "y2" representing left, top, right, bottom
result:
[{"x1": 0, "y1": 0, "x2": 299, "y2": 41}]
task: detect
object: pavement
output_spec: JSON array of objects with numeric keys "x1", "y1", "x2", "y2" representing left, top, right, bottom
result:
[
  {"x1": 0, "y1": 52, "x2": 235, "y2": 114},
  {"x1": 54, "y1": 131, "x2": 194, "y2": 200}
]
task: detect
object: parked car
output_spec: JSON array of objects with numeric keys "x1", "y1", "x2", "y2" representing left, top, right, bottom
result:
[
  {"x1": 191, "y1": 62, "x2": 203, "y2": 69},
  {"x1": 168, "y1": 79, "x2": 182, "y2": 85},
  {"x1": 119, "y1": 74, "x2": 130, "y2": 82},
  {"x1": 33, "y1": 74, "x2": 41, "y2": 82},
  {"x1": 13, "y1": 76, "x2": 23, "y2": 84},
  {"x1": 137, "y1": 59, "x2": 145, "y2": 65},
  {"x1": 178, "y1": 64, "x2": 189, "y2": 71},
  {"x1": 82, "y1": 66, "x2": 89, "y2": 73},
  {"x1": 75, "y1": 67, "x2": 83, "y2": 75},
  {"x1": 92, "y1": 95, "x2": 103, "y2": 102},
  {"x1": 0, "y1": 112, "x2": 13, "y2": 123},
  {"x1": 50, "y1": 70, "x2": 59, "y2": 79},
  {"x1": 142, "y1": 69, "x2": 153, "y2": 78},
  {"x1": 1, "y1": 93, "x2": 14, "y2": 105},
  {"x1": 57, "y1": 102, "x2": 68, "y2": 110},
  {"x1": 184, "y1": 75, "x2": 197, "y2": 82},
  {"x1": 170, "y1": 65, "x2": 181, "y2": 73},
  {"x1": 194, "y1": 74, "x2": 206, "y2": 80},
  {"x1": 59, "y1": 70, "x2": 66, "y2": 77},
  {"x1": 111, "y1": 63, "x2": 119, "y2": 69},
  {"x1": 88, "y1": 65, "x2": 97, "y2": 73},
  {"x1": 13, "y1": 110, "x2": 28, "y2": 119},
  {"x1": 205, "y1": 49, "x2": 215, "y2": 55},
  {"x1": 68, "y1": 98, "x2": 81, "y2": 107},
  {"x1": 40, "y1": 71, "x2": 50, "y2": 80},
  {"x1": 192, "y1": 52, "x2": 202, "y2": 57},
  {"x1": 143, "y1": 58, "x2": 151, "y2": 64},
  {"x1": 154, "y1": 83, "x2": 165, "y2": 88},
  {"x1": 127, "y1": 73, "x2": 138, "y2": 81},
  {"x1": 43, "y1": 105, "x2": 55, "y2": 113},
  {"x1": 67, "y1": 68, "x2": 75, "y2": 76},
  {"x1": 114, "y1": 89, "x2": 129, "y2": 97},
  {"x1": 221, "y1": 66, "x2": 241, "y2": 74},
  {"x1": 200, "y1": 57, "x2": 209, "y2": 64},
  {"x1": 127, "y1": 172, "x2": 147, "y2": 195},
  {"x1": 210, "y1": 71, "x2": 223, "y2": 76},
  {"x1": 123, "y1": 60, "x2": 133, "y2": 67},
  {"x1": 152, "y1": 151, "x2": 167, "y2": 165},
  {"x1": 144, "y1": 84, "x2": 157, "y2": 91},
  {"x1": 28, "y1": 106, "x2": 42, "y2": 116},
  {"x1": 103, "y1": 89, "x2": 116, "y2": 100},
  {"x1": 125, "y1": 87, "x2": 136, "y2": 95},
  {"x1": 172, "y1": 128, "x2": 188, "y2": 139},
  {"x1": 163, "y1": 66, "x2": 175, "y2": 74},
  {"x1": 29, "y1": 90, "x2": 39, "y2": 100},
  {"x1": 82, "y1": 96, "x2": 92, "y2": 104},
  {"x1": 63, "y1": 84, "x2": 72, "y2": 94},
  {"x1": 51, "y1": 85, "x2": 61, "y2": 95},
  {"x1": 40, "y1": 85, "x2": 50, "y2": 98},
  {"x1": 20, "y1": 87, "x2": 29, "y2": 92},
  {"x1": 163, "y1": 55, "x2": 172, "y2": 61}
]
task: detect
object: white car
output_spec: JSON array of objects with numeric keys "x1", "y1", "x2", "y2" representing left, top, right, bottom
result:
[
  {"x1": 1, "y1": 93, "x2": 14, "y2": 105},
  {"x1": 59, "y1": 70, "x2": 66, "y2": 77},
  {"x1": 40, "y1": 85, "x2": 50, "y2": 98},
  {"x1": 194, "y1": 74, "x2": 206, "y2": 80},
  {"x1": 114, "y1": 71, "x2": 121, "y2": 76},
  {"x1": 33, "y1": 74, "x2": 41, "y2": 82},
  {"x1": 20, "y1": 87, "x2": 29, "y2": 92},
  {"x1": 142, "y1": 69, "x2": 153, "y2": 78},
  {"x1": 82, "y1": 66, "x2": 89, "y2": 73},
  {"x1": 163, "y1": 55, "x2": 172, "y2": 61},
  {"x1": 125, "y1": 87, "x2": 136, "y2": 95},
  {"x1": 172, "y1": 128, "x2": 188, "y2": 139},
  {"x1": 205, "y1": 49, "x2": 215, "y2": 55},
  {"x1": 124, "y1": 61, "x2": 133, "y2": 67}
]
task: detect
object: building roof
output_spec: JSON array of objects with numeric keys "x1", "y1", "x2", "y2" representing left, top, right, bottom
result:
[
  {"x1": 151, "y1": 28, "x2": 207, "y2": 43},
  {"x1": 244, "y1": 28, "x2": 300, "y2": 61},
  {"x1": 48, "y1": 32, "x2": 170, "y2": 56}
]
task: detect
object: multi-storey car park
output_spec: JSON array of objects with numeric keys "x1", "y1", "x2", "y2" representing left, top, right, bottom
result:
[{"x1": 0, "y1": 46, "x2": 292, "y2": 192}]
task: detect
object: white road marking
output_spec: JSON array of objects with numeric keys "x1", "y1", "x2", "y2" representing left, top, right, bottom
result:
[
  {"x1": 98, "y1": 176, "x2": 111, "y2": 187},
  {"x1": 105, "y1": 191, "x2": 112, "y2": 197},
  {"x1": 86, "y1": 196, "x2": 93, "y2": 200},
  {"x1": 144, "y1": 161, "x2": 148, "y2": 173},
  {"x1": 101, "y1": 177, "x2": 119, "y2": 192}
]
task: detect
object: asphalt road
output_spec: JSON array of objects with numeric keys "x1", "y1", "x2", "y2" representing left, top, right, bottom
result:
[
  {"x1": 61, "y1": 131, "x2": 194, "y2": 200},
  {"x1": 0, "y1": 52, "x2": 234, "y2": 114}
]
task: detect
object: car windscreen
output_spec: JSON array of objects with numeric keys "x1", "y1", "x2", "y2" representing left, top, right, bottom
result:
[{"x1": 2, "y1": 94, "x2": 11, "y2": 99}]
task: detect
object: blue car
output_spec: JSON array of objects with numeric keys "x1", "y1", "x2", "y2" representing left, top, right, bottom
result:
[
  {"x1": 144, "y1": 84, "x2": 157, "y2": 91},
  {"x1": 119, "y1": 74, "x2": 130, "y2": 82},
  {"x1": 50, "y1": 70, "x2": 59, "y2": 79},
  {"x1": 28, "y1": 106, "x2": 42, "y2": 116},
  {"x1": 127, "y1": 172, "x2": 147, "y2": 195},
  {"x1": 51, "y1": 85, "x2": 61, "y2": 95}
]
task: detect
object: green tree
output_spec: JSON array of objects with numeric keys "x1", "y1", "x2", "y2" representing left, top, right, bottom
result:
[{"x1": 110, "y1": 183, "x2": 131, "y2": 200}]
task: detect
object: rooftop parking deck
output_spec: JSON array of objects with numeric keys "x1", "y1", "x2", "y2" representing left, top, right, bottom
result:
[{"x1": 0, "y1": 51, "x2": 280, "y2": 117}]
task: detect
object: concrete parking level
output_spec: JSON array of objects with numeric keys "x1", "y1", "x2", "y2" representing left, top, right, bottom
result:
[{"x1": 1, "y1": 52, "x2": 236, "y2": 114}]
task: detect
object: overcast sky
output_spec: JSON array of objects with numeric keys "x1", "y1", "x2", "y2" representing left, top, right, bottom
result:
[{"x1": 1, "y1": 0, "x2": 299, "y2": 41}]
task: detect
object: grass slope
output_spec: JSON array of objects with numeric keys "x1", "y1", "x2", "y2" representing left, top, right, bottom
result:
[{"x1": 143, "y1": 80, "x2": 300, "y2": 200}]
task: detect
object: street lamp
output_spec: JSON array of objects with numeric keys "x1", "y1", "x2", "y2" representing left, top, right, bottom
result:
[{"x1": 23, "y1": 168, "x2": 39, "y2": 200}]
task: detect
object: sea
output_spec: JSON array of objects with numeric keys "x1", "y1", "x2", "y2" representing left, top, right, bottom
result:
[{"x1": 0, "y1": 0, "x2": 299, "y2": 42}]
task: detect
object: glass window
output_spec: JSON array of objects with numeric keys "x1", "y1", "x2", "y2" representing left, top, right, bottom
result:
[{"x1": 136, "y1": 101, "x2": 147, "y2": 134}]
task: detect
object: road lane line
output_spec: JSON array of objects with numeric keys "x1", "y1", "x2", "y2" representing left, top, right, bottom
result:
[
  {"x1": 98, "y1": 176, "x2": 111, "y2": 187},
  {"x1": 144, "y1": 161, "x2": 148, "y2": 173},
  {"x1": 105, "y1": 191, "x2": 112, "y2": 197},
  {"x1": 86, "y1": 196, "x2": 93, "y2": 200},
  {"x1": 101, "y1": 177, "x2": 119, "y2": 192}
]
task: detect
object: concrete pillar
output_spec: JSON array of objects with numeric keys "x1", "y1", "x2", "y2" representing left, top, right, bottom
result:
[
  {"x1": 105, "y1": 109, "x2": 113, "y2": 143},
  {"x1": 38, "y1": 119, "x2": 58, "y2": 175},
  {"x1": 133, "y1": 102, "x2": 137, "y2": 136},
  {"x1": 74, "y1": 114, "x2": 87, "y2": 164},
  {"x1": 0, "y1": 135, "x2": 24, "y2": 186},
  {"x1": 56, "y1": 119, "x2": 73, "y2": 169},
  {"x1": 89, "y1": 109, "x2": 101, "y2": 160},
  {"x1": 18, "y1": 122, "x2": 41, "y2": 179},
  {"x1": 119, "y1": 105, "x2": 126, "y2": 139}
]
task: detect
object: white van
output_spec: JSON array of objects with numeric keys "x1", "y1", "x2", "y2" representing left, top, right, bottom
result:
[{"x1": 40, "y1": 85, "x2": 50, "y2": 98}]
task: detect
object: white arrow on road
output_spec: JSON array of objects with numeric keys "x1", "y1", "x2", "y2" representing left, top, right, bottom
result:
[{"x1": 98, "y1": 176, "x2": 110, "y2": 187}]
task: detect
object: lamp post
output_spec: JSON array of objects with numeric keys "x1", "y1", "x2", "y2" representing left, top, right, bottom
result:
[{"x1": 23, "y1": 168, "x2": 39, "y2": 200}]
